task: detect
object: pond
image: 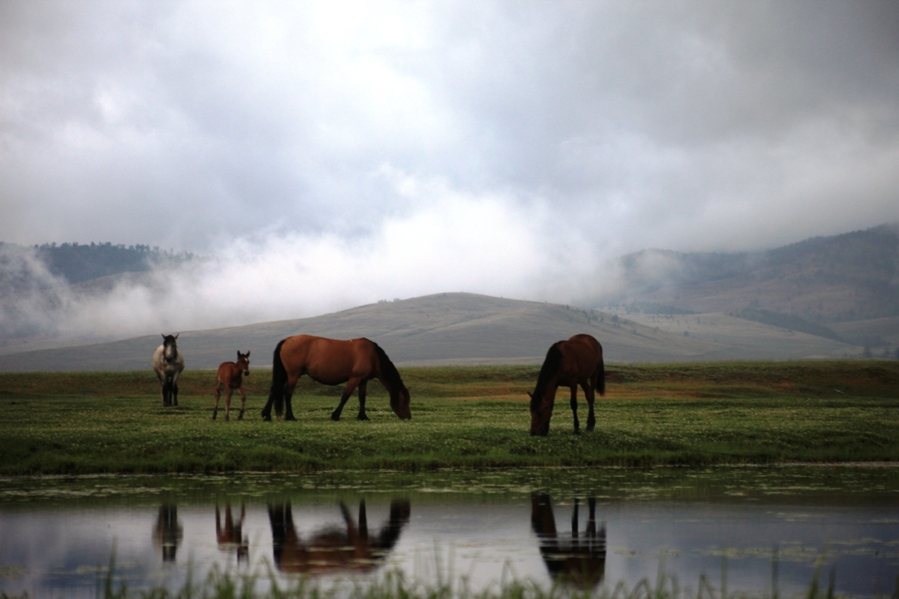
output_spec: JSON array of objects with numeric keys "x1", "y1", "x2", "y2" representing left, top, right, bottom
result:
[{"x1": 0, "y1": 466, "x2": 897, "y2": 598}]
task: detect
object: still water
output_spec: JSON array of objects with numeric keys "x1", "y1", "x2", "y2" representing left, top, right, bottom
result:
[{"x1": 0, "y1": 467, "x2": 897, "y2": 597}]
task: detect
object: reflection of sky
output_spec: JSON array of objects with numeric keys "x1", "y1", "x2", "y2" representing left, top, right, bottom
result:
[{"x1": 0, "y1": 497, "x2": 896, "y2": 597}]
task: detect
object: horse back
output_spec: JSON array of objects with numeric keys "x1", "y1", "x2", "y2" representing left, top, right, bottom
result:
[
  {"x1": 559, "y1": 334, "x2": 603, "y2": 381},
  {"x1": 279, "y1": 335, "x2": 378, "y2": 385},
  {"x1": 217, "y1": 361, "x2": 243, "y2": 388}
]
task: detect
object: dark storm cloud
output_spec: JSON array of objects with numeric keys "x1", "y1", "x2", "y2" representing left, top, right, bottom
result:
[{"x1": 1, "y1": 1, "x2": 898, "y2": 337}]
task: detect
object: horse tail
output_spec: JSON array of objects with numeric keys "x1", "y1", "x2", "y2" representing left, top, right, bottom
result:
[
  {"x1": 269, "y1": 339, "x2": 288, "y2": 417},
  {"x1": 595, "y1": 354, "x2": 606, "y2": 397}
]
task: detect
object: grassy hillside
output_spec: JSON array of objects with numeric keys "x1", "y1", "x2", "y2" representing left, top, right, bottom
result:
[
  {"x1": 0, "y1": 293, "x2": 867, "y2": 372},
  {"x1": 0, "y1": 361, "x2": 897, "y2": 475},
  {"x1": 616, "y1": 224, "x2": 899, "y2": 323}
]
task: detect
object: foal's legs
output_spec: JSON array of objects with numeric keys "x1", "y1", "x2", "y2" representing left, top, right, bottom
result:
[
  {"x1": 332, "y1": 378, "x2": 363, "y2": 421},
  {"x1": 237, "y1": 386, "x2": 246, "y2": 420},
  {"x1": 569, "y1": 385, "x2": 581, "y2": 435},
  {"x1": 224, "y1": 387, "x2": 233, "y2": 421}
]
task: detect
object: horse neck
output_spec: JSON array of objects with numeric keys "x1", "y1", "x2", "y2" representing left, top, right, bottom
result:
[
  {"x1": 372, "y1": 349, "x2": 403, "y2": 397},
  {"x1": 533, "y1": 367, "x2": 559, "y2": 399}
]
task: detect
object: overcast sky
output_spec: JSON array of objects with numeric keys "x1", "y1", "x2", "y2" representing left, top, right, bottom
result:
[{"x1": 2, "y1": 1, "x2": 899, "y2": 335}]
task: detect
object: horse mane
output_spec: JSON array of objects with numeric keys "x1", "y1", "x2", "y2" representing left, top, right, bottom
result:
[
  {"x1": 369, "y1": 339, "x2": 405, "y2": 391},
  {"x1": 531, "y1": 342, "x2": 563, "y2": 412}
]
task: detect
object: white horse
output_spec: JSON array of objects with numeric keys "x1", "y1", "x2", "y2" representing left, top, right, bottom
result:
[{"x1": 153, "y1": 333, "x2": 185, "y2": 407}]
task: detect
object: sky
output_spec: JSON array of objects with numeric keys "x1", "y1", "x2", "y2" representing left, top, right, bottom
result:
[{"x1": 2, "y1": 1, "x2": 899, "y2": 338}]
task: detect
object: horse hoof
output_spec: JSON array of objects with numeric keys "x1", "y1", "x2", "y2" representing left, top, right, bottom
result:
[
  {"x1": 285, "y1": 416, "x2": 297, "y2": 422},
  {"x1": 238, "y1": 412, "x2": 244, "y2": 421},
  {"x1": 225, "y1": 415, "x2": 230, "y2": 422},
  {"x1": 331, "y1": 413, "x2": 341, "y2": 422}
]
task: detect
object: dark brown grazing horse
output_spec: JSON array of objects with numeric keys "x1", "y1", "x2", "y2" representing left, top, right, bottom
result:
[
  {"x1": 531, "y1": 493, "x2": 606, "y2": 590},
  {"x1": 212, "y1": 350, "x2": 250, "y2": 421},
  {"x1": 268, "y1": 499, "x2": 411, "y2": 575},
  {"x1": 529, "y1": 333, "x2": 604, "y2": 436},
  {"x1": 261, "y1": 335, "x2": 411, "y2": 422}
]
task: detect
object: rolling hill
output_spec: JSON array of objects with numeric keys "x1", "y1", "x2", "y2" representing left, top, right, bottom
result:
[
  {"x1": 2, "y1": 224, "x2": 897, "y2": 372},
  {"x1": 0, "y1": 292, "x2": 862, "y2": 372}
]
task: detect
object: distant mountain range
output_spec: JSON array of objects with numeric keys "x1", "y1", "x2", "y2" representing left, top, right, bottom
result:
[
  {"x1": 1, "y1": 225, "x2": 897, "y2": 372},
  {"x1": 610, "y1": 224, "x2": 899, "y2": 348}
]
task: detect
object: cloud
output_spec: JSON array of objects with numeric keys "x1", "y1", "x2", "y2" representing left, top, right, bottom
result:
[
  {"x1": 1, "y1": 0, "x2": 898, "y2": 337},
  {"x1": 47, "y1": 172, "x2": 613, "y2": 339}
]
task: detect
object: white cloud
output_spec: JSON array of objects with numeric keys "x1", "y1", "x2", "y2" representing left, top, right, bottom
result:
[{"x1": 1, "y1": 0, "x2": 898, "y2": 336}]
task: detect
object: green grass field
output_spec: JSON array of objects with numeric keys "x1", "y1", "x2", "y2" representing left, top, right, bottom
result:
[{"x1": 1, "y1": 361, "x2": 897, "y2": 475}]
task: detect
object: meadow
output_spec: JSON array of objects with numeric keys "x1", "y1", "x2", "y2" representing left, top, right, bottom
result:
[{"x1": 1, "y1": 360, "x2": 897, "y2": 476}]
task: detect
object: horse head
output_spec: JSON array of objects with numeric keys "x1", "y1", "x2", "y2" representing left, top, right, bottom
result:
[
  {"x1": 236, "y1": 350, "x2": 251, "y2": 376},
  {"x1": 390, "y1": 386, "x2": 412, "y2": 420},
  {"x1": 161, "y1": 333, "x2": 180, "y2": 364},
  {"x1": 529, "y1": 391, "x2": 552, "y2": 436}
]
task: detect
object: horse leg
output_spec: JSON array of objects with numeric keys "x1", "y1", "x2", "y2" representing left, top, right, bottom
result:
[
  {"x1": 572, "y1": 497, "x2": 580, "y2": 537},
  {"x1": 213, "y1": 383, "x2": 221, "y2": 420},
  {"x1": 332, "y1": 378, "x2": 361, "y2": 421},
  {"x1": 224, "y1": 387, "x2": 232, "y2": 421},
  {"x1": 163, "y1": 379, "x2": 172, "y2": 407},
  {"x1": 283, "y1": 379, "x2": 297, "y2": 421},
  {"x1": 570, "y1": 385, "x2": 580, "y2": 435},
  {"x1": 356, "y1": 380, "x2": 370, "y2": 421},
  {"x1": 584, "y1": 382, "x2": 596, "y2": 432},
  {"x1": 237, "y1": 386, "x2": 246, "y2": 421},
  {"x1": 172, "y1": 372, "x2": 180, "y2": 407}
]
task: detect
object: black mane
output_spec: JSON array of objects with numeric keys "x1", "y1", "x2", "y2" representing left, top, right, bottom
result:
[
  {"x1": 369, "y1": 339, "x2": 405, "y2": 392},
  {"x1": 530, "y1": 342, "x2": 563, "y2": 412}
]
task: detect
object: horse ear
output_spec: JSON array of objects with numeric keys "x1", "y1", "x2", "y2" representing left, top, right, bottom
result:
[
  {"x1": 246, "y1": 350, "x2": 250, "y2": 357},
  {"x1": 161, "y1": 334, "x2": 166, "y2": 340},
  {"x1": 237, "y1": 350, "x2": 240, "y2": 359},
  {"x1": 174, "y1": 333, "x2": 179, "y2": 340}
]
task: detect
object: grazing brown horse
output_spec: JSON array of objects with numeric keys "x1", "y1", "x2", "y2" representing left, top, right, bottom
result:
[
  {"x1": 529, "y1": 334, "x2": 604, "y2": 436},
  {"x1": 213, "y1": 350, "x2": 250, "y2": 421},
  {"x1": 216, "y1": 502, "x2": 249, "y2": 563},
  {"x1": 260, "y1": 335, "x2": 411, "y2": 422},
  {"x1": 268, "y1": 499, "x2": 411, "y2": 575},
  {"x1": 531, "y1": 493, "x2": 606, "y2": 589}
]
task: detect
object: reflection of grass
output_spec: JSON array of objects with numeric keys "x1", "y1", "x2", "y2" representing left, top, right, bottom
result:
[
  {"x1": 0, "y1": 361, "x2": 898, "y2": 475},
  {"x1": 88, "y1": 562, "x2": 870, "y2": 599}
]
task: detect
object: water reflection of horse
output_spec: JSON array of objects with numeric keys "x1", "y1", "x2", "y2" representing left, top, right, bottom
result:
[
  {"x1": 261, "y1": 335, "x2": 412, "y2": 422},
  {"x1": 268, "y1": 499, "x2": 411, "y2": 575},
  {"x1": 216, "y1": 502, "x2": 249, "y2": 563},
  {"x1": 528, "y1": 334, "x2": 604, "y2": 435},
  {"x1": 212, "y1": 350, "x2": 251, "y2": 421},
  {"x1": 530, "y1": 493, "x2": 606, "y2": 589},
  {"x1": 152, "y1": 333, "x2": 185, "y2": 407},
  {"x1": 152, "y1": 503, "x2": 183, "y2": 562}
]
